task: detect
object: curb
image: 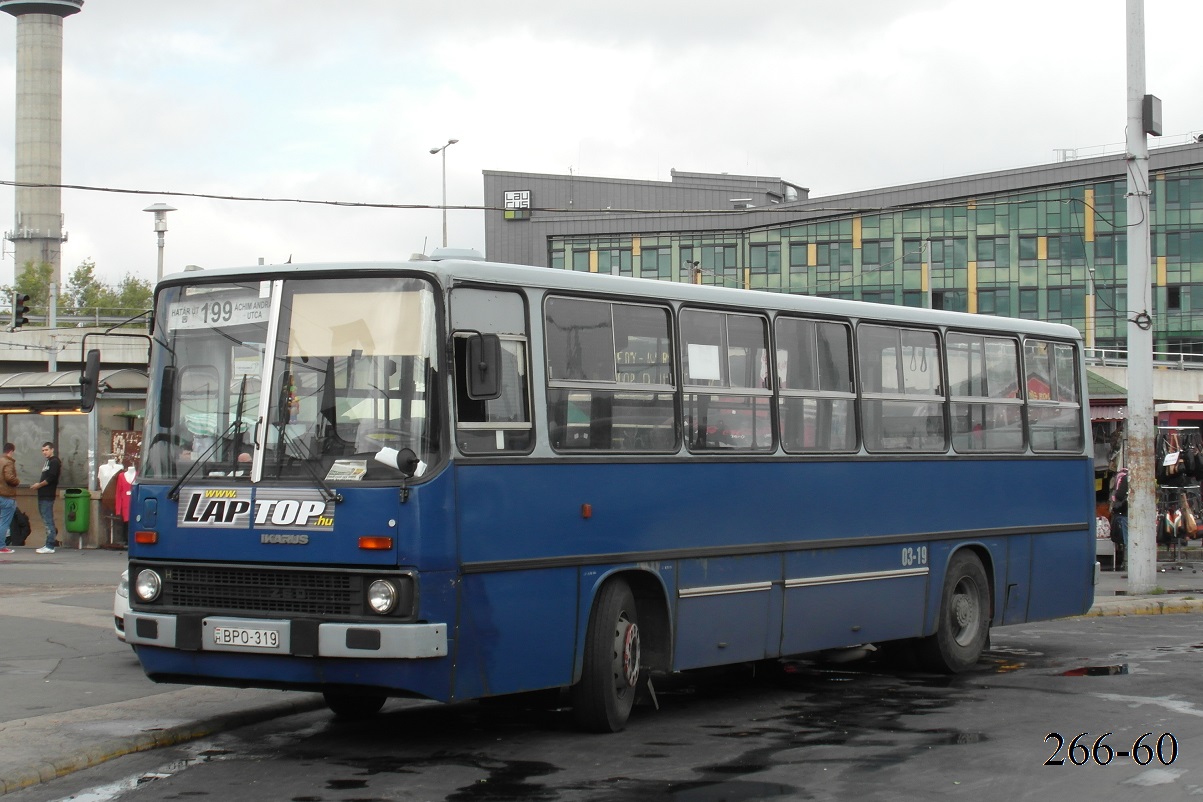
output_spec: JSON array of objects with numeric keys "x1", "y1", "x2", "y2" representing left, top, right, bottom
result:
[
  {"x1": 1083, "y1": 597, "x2": 1203, "y2": 617},
  {"x1": 0, "y1": 695, "x2": 326, "y2": 795}
]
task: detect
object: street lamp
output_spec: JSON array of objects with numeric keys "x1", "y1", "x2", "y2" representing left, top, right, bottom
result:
[
  {"x1": 143, "y1": 202, "x2": 177, "y2": 283},
  {"x1": 429, "y1": 138, "x2": 459, "y2": 248}
]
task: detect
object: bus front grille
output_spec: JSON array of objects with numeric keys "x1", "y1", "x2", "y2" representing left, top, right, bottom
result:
[{"x1": 158, "y1": 564, "x2": 359, "y2": 616}]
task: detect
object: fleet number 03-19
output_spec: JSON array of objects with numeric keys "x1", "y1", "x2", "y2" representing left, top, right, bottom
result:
[{"x1": 901, "y1": 546, "x2": 928, "y2": 567}]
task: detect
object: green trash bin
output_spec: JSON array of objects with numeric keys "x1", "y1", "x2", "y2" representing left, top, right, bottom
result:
[{"x1": 64, "y1": 488, "x2": 90, "y2": 534}]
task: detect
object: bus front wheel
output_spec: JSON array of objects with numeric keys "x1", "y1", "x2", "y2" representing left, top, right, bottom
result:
[
  {"x1": 571, "y1": 578, "x2": 641, "y2": 733},
  {"x1": 323, "y1": 690, "x2": 387, "y2": 720},
  {"x1": 918, "y1": 551, "x2": 989, "y2": 673}
]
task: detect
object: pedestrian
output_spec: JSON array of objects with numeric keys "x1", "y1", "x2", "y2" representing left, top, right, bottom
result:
[
  {"x1": 32, "y1": 441, "x2": 61, "y2": 554},
  {"x1": 0, "y1": 443, "x2": 18, "y2": 554},
  {"x1": 1110, "y1": 467, "x2": 1129, "y2": 569}
]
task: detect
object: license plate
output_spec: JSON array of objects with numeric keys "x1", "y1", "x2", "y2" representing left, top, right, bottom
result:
[
  {"x1": 211, "y1": 625, "x2": 280, "y2": 649},
  {"x1": 211, "y1": 625, "x2": 279, "y2": 649}
]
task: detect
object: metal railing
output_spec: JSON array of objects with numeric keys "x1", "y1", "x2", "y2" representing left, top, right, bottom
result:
[{"x1": 1086, "y1": 347, "x2": 1203, "y2": 370}]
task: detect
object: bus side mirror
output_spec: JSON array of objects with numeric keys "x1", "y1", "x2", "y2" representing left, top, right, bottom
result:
[
  {"x1": 80, "y1": 349, "x2": 101, "y2": 412},
  {"x1": 158, "y1": 365, "x2": 177, "y2": 428},
  {"x1": 466, "y1": 334, "x2": 503, "y2": 401}
]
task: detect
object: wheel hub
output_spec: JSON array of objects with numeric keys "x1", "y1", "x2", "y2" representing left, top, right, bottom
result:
[{"x1": 619, "y1": 620, "x2": 640, "y2": 688}]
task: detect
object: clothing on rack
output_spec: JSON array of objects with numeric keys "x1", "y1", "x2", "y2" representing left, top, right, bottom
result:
[
  {"x1": 98, "y1": 458, "x2": 121, "y2": 493},
  {"x1": 115, "y1": 466, "x2": 135, "y2": 523}
]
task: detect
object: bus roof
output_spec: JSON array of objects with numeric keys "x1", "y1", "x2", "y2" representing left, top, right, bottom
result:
[{"x1": 160, "y1": 258, "x2": 1083, "y2": 341}]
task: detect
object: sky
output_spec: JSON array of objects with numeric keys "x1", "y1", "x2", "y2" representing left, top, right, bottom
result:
[{"x1": 1, "y1": 0, "x2": 1202, "y2": 286}]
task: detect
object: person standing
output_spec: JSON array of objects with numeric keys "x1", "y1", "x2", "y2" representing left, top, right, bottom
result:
[
  {"x1": 0, "y1": 443, "x2": 18, "y2": 554},
  {"x1": 1110, "y1": 467, "x2": 1129, "y2": 570},
  {"x1": 32, "y1": 442, "x2": 61, "y2": 554}
]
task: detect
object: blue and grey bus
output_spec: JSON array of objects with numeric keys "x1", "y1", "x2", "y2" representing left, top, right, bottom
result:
[{"x1": 87, "y1": 254, "x2": 1095, "y2": 732}]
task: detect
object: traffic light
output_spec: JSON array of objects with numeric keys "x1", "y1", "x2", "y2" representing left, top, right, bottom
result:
[{"x1": 11, "y1": 293, "x2": 29, "y2": 330}]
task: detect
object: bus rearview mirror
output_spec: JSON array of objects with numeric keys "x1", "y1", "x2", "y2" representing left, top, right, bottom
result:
[
  {"x1": 80, "y1": 349, "x2": 101, "y2": 412},
  {"x1": 467, "y1": 334, "x2": 503, "y2": 401}
]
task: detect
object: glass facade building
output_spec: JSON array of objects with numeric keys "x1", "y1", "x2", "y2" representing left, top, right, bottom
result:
[{"x1": 484, "y1": 143, "x2": 1203, "y2": 359}]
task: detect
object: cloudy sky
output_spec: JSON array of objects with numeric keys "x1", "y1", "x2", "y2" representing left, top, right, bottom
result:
[{"x1": 1, "y1": 0, "x2": 1201, "y2": 286}]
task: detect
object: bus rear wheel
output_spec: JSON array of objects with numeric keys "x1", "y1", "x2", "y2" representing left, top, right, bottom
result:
[
  {"x1": 323, "y1": 690, "x2": 387, "y2": 720},
  {"x1": 571, "y1": 578, "x2": 641, "y2": 733},
  {"x1": 918, "y1": 551, "x2": 989, "y2": 673}
]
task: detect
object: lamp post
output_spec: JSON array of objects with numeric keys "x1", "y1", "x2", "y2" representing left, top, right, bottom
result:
[
  {"x1": 143, "y1": 202, "x2": 177, "y2": 283},
  {"x1": 429, "y1": 139, "x2": 459, "y2": 248}
]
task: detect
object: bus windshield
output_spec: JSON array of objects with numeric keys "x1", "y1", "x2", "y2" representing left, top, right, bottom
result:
[{"x1": 142, "y1": 275, "x2": 440, "y2": 482}]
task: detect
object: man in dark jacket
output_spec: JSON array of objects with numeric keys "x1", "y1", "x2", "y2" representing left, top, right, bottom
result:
[{"x1": 32, "y1": 442, "x2": 61, "y2": 554}]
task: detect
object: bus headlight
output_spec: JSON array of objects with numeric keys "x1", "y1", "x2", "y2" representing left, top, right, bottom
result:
[
  {"x1": 367, "y1": 579, "x2": 398, "y2": 615},
  {"x1": 134, "y1": 569, "x2": 162, "y2": 603}
]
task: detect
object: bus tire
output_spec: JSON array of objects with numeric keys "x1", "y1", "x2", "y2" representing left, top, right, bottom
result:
[
  {"x1": 323, "y1": 690, "x2": 386, "y2": 720},
  {"x1": 918, "y1": 551, "x2": 989, "y2": 673},
  {"x1": 571, "y1": 578, "x2": 641, "y2": 733}
]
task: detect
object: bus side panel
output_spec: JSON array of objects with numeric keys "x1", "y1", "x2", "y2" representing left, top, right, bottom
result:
[
  {"x1": 782, "y1": 546, "x2": 928, "y2": 655},
  {"x1": 452, "y1": 568, "x2": 578, "y2": 699},
  {"x1": 674, "y1": 554, "x2": 779, "y2": 670},
  {"x1": 1027, "y1": 529, "x2": 1096, "y2": 621},
  {"x1": 1001, "y1": 535, "x2": 1032, "y2": 625}
]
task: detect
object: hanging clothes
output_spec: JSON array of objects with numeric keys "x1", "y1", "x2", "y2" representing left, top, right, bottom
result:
[
  {"x1": 98, "y1": 458, "x2": 121, "y2": 493},
  {"x1": 115, "y1": 467, "x2": 135, "y2": 523}
]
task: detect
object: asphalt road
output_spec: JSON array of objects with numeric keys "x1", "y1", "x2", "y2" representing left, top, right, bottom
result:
[
  {"x1": 0, "y1": 547, "x2": 1199, "y2": 798},
  {"x1": 7, "y1": 612, "x2": 1203, "y2": 802}
]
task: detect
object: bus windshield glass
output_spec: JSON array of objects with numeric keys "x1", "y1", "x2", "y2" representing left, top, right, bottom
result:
[{"x1": 142, "y1": 275, "x2": 440, "y2": 482}]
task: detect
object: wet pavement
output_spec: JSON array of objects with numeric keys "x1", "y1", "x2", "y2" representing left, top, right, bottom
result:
[{"x1": 0, "y1": 546, "x2": 1198, "y2": 795}]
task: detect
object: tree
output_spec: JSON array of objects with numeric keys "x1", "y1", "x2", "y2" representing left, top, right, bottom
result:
[
  {"x1": 10, "y1": 261, "x2": 53, "y2": 315},
  {"x1": 63, "y1": 259, "x2": 118, "y2": 315},
  {"x1": 1, "y1": 259, "x2": 153, "y2": 326}
]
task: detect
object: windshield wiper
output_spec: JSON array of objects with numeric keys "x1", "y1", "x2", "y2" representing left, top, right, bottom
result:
[
  {"x1": 166, "y1": 416, "x2": 245, "y2": 501},
  {"x1": 272, "y1": 365, "x2": 342, "y2": 504},
  {"x1": 270, "y1": 424, "x2": 343, "y2": 504}
]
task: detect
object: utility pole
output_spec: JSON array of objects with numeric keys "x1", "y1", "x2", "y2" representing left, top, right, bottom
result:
[{"x1": 1125, "y1": 0, "x2": 1158, "y2": 593}]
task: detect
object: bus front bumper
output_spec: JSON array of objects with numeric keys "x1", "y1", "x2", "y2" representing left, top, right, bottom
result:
[{"x1": 125, "y1": 612, "x2": 447, "y2": 659}]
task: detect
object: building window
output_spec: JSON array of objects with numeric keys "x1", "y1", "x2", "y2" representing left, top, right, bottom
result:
[
  {"x1": 1164, "y1": 231, "x2": 1203, "y2": 263},
  {"x1": 977, "y1": 288, "x2": 1010, "y2": 316},
  {"x1": 1095, "y1": 234, "x2": 1127, "y2": 264},
  {"x1": 976, "y1": 237, "x2": 1009, "y2": 267},
  {"x1": 862, "y1": 240, "x2": 894, "y2": 270},
  {"x1": 641, "y1": 248, "x2": 670, "y2": 279},
  {"x1": 749, "y1": 243, "x2": 780, "y2": 275},
  {"x1": 903, "y1": 239, "x2": 924, "y2": 264},
  {"x1": 861, "y1": 290, "x2": 895, "y2": 305},
  {"x1": 1047, "y1": 287, "x2": 1086, "y2": 319},
  {"x1": 1018, "y1": 236, "x2": 1037, "y2": 264},
  {"x1": 1047, "y1": 235, "x2": 1085, "y2": 265},
  {"x1": 572, "y1": 250, "x2": 590, "y2": 272},
  {"x1": 932, "y1": 291, "x2": 967, "y2": 312},
  {"x1": 701, "y1": 245, "x2": 736, "y2": 276},
  {"x1": 928, "y1": 238, "x2": 968, "y2": 269},
  {"x1": 598, "y1": 249, "x2": 632, "y2": 275},
  {"x1": 1167, "y1": 286, "x2": 1183, "y2": 311},
  {"x1": 816, "y1": 242, "x2": 852, "y2": 268},
  {"x1": 788, "y1": 242, "x2": 808, "y2": 271},
  {"x1": 1019, "y1": 289, "x2": 1039, "y2": 319}
]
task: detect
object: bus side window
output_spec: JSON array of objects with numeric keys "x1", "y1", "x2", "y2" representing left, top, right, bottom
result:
[
  {"x1": 545, "y1": 296, "x2": 677, "y2": 453},
  {"x1": 453, "y1": 336, "x2": 533, "y2": 454}
]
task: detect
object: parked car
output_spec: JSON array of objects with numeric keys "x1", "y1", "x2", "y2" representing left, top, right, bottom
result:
[{"x1": 114, "y1": 569, "x2": 129, "y2": 642}]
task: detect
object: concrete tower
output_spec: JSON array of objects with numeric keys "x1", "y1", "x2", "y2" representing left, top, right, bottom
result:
[{"x1": 1, "y1": 0, "x2": 82, "y2": 284}]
